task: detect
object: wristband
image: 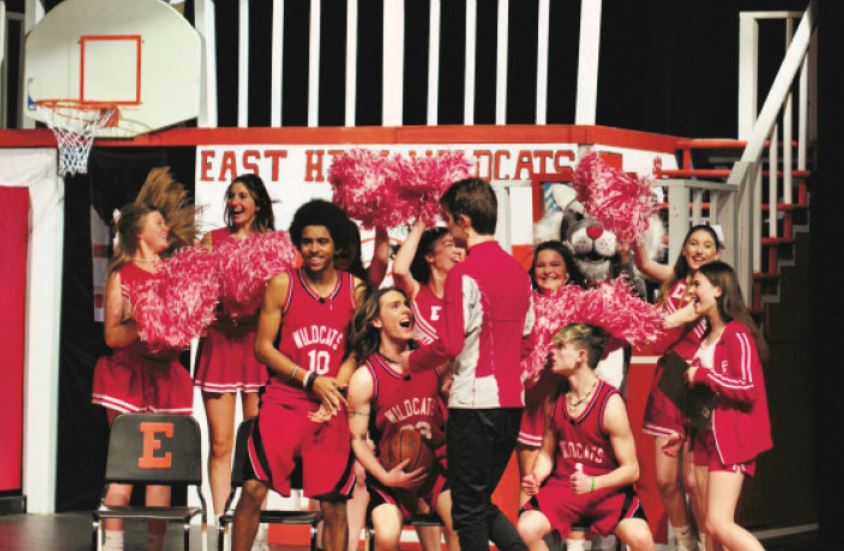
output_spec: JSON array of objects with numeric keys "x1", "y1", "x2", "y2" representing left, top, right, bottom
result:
[
  {"x1": 301, "y1": 370, "x2": 312, "y2": 390},
  {"x1": 289, "y1": 365, "x2": 300, "y2": 382},
  {"x1": 306, "y1": 374, "x2": 319, "y2": 392},
  {"x1": 590, "y1": 477, "x2": 596, "y2": 493}
]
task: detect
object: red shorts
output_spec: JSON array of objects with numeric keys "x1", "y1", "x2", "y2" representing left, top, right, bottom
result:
[
  {"x1": 92, "y1": 348, "x2": 194, "y2": 414},
  {"x1": 367, "y1": 466, "x2": 449, "y2": 522},
  {"x1": 194, "y1": 323, "x2": 267, "y2": 393},
  {"x1": 692, "y1": 429, "x2": 756, "y2": 477},
  {"x1": 642, "y1": 361, "x2": 687, "y2": 438},
  {"x1": 527, "y1": 477, "x2": 646, "y2": 538},
  {"x1": 518, "y1": 371, "x2": 561, "y2": 447},
  {"x1": 247, "y1": 397, "x2": 355, "y2": 499}
]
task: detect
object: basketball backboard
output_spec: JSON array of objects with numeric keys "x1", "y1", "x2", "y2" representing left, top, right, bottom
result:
[{"x1": 23, "y1": 0, "x2": 201, "y2": 138}]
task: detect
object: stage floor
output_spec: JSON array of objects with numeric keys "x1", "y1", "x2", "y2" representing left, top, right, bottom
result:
[{"x1": 0, "y1": 512, "x2": 817, "y2": 550}]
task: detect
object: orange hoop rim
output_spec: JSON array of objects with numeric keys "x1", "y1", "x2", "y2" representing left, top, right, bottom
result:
[{"x1": 34, "y1": 98, "x2": 120, "y2": 127}]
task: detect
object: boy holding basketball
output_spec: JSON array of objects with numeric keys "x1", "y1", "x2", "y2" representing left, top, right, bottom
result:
[
  {"x1": 231, "y1": 200, "x2": 366, "y2": 551},
  {"x1": 401, "y1": 178, "x2": 535, "y2": 551},
  {"x1": 347, "y1": 287, "x2": 459, "y2": 551}
]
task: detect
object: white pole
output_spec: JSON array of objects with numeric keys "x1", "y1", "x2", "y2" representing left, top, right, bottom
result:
[
  {"x1": 737, "y1": 13, "x2": 758, "y2": 139},
  {"x1": 237, "y1": 0, "x2": 249, "y2": 128},
  {"x1": 308, "y1": 0, "x2": 321, "y2": 127},
  {"x1": 271, "y1": 0, "x2": 284, "y2": 127},
  {"x1": 535, "y1": 0, "x2": 550, "y2": 125},
  {"x1": 345, "y1": 0, "x2": 357, "y2": 127},
  {"x1": 427, "y1": 0, "x2": 440, "y2": 125},
  {"x1": 797, "y1": 51, "x2": 807, "y2": 172},
  {"x1": 574, "y1": 0, "x2": 601, "y2": 125},
  {"x1": 783, "y1": 18, "x2": 793, "y2": 205},
  {"x1": 769, "y1": 124, "x2": 778, "y2": 239},
  {"x1": 194, "y1": 0, "x2": 218, "y2": 128},
  {"x1": 463, "y1": 0, "x2": 476, "y2": 125},
  {"x1": 382, "y1": 0, "x2": 404, "y2": 126},
  {"x1": 495, "y1": 0, "x2": 508, "y2": 124}
]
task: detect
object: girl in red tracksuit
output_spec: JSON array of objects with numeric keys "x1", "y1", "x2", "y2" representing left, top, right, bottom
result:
[{"x1": 685, "y1": 261, "x2": 771, "y2": 551}]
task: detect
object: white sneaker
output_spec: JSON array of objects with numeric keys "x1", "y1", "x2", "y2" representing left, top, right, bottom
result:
[
  {"x1": 675, "y1": 542, "x2": 699, "y2": 551},
  {"x1": 251, "y1": 525, "x2": 269, "y2": 551}
]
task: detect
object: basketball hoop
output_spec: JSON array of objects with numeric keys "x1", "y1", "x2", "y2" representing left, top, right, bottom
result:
[{"x1": 34, "y1": 99, "x2": 120, "y2": 176}]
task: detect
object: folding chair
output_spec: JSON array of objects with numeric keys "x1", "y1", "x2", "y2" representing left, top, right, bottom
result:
[
  {"x1": 217, "y1": 416, "x2": 323, "y2": 551},
  {"x1": 365, "y1": 511, "x2": 444, "y2": 551},
  {"x1": 91, "y1": 413, "x2": 208, "y2": 551}
]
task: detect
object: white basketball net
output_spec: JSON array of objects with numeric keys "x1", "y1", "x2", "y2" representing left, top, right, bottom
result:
[{"x1": 36, "y1": 101, "x2": 117, "y2": 176}]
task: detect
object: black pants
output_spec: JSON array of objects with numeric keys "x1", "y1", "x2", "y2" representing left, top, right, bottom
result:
[{"x1": 447, "y1": 408, "x2": 527, "y2": 551}]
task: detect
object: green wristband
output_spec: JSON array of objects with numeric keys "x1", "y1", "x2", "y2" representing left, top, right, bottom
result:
[{"x1": 590, "y1": 477, "x2": 596, "y2": 492}]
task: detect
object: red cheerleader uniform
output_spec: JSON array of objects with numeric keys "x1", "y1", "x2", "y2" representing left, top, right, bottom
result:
[
  {"x1": 91, "y1": 262, "x2": 194, "y2": 414},
  {"x1": 642, "y1": 280, "x2": 707, "y2": 438},
  {"x1": 194, "y1": 228, "x2": 269, "y2": 393}
]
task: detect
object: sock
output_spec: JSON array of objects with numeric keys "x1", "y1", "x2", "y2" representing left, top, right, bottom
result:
[
  {"x1": 564, "y1": 538, "x2": 586, "y2": 551},
  {"x1": 102, "y1": 530, "x2": 124, "y2": 551},
  {"x1": 146, "y1": 532, "x2": 165, "y2": 551},
  {"x1": 699, "y1": 532, "x2": 706, "y2": 548}
]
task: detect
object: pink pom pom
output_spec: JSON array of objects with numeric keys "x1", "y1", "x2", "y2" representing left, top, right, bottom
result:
[
  {"x1": 574, "y1": 277, "x2": 665, "y2": 348},
  {"x1": 216, "y1": 231, "x2": 299, "y2": 318},
  {"x1": 129, "y1": 246, "x2": 221, "y2": 350},
  {"x1": 329, "y1": 149, "x2": 405, "y2": 229},
  {"x1": 573, "y1": 152, "x2": 658, "y2": 245},
  {"x1": 396, "y1": 151, "x2": 473, "y2": 226},
  {"x1": 522, "y1": 286, "x2": 584, "y2": 383}
]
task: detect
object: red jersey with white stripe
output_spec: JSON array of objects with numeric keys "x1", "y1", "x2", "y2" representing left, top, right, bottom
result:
[
  {"x1": 265, "y1": 269, "x2": 356, "y2": 406},
  {"x1": 654, "y1": 280, "x2": 707, "y2": 359},
  {"x1": 691, "y1": 321, "x2": 772, "y2": 464},
  {"x1": 411, "y1": 285, "x2": 443, "y2": 346},
  {"x1": 551, "y1": 380, "x2": 621, "y2": 480},
  {"x1": 365, "y1": 353, "x2": 446, "y2": 452}
]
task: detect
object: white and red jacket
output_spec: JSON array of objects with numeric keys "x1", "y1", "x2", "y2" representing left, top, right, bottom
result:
[
  {"x1": 692, "y1": 321, "x2": 773, "y2": 465},
  {"x1": 409, "y1": 240, "x2": 535, "y2": 409}
]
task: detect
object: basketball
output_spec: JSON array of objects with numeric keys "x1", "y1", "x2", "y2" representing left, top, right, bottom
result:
[{"x1": 381, "y1": 428, "x2": 435, "y2": 488}]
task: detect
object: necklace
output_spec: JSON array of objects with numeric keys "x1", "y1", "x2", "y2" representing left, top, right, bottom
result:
[
  {"x1": 567, "y1": 379, "x2": 598, "y2": 408},
  {"x1": 133, "y1": 257, "x2": 161, "y2": 270},
  {"x1": 378, "y1": 350, "x2": 402, "y2": 364}
]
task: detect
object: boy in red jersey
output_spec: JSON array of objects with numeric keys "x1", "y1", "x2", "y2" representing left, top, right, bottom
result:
[
  {"x1": 401, "y1": 178, "x2": 535, "y2": 551},
  {"x1": 346, "y1": 287, "x2": 458, "y2": 551},
  {"x1": 231, "y1": 200, "x2": 366, "y2": 551},
  {"x1": 518, "y1": 323, "x2": 654, "y2": 551}
]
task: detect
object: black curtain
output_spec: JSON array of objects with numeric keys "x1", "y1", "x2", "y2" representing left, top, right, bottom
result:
[{"x1": 56, "y1": 147, "x2": 195, "y2": 511}]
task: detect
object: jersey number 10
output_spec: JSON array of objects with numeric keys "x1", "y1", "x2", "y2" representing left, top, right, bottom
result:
[{"x1": 308, "y1": 350, "x2": 330, "y2": 374}]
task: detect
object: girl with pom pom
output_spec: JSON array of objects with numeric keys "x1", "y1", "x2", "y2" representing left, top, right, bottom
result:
[
  {"x1": 634, "y1": 224, "x2": 723, "y2": 551},
  {"x1": 685, "y1": 262, "x2": 771, "y2": 551},
  {"x1": 517, "y1": 241, "x2": 586, "y2": 507},
  {"x1": 91, "y1": 168, "x2": 197, "y2": 551},
  {"x1": 518, "y1": 323, "x2": 655, "y2": 551},
  {"x1": 194, "y1": 174, "x2": 283, "y2": 530}
]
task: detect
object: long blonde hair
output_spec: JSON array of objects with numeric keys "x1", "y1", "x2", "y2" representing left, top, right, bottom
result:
[{"x1": 109, "y1": 167, "x2": 198, "y2": 273}]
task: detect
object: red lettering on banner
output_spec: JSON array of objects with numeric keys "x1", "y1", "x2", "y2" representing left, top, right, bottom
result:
[
  {"x1": 242, "y1": 150, "x2": 260, "y2": 174},
  {"x1": 553, "y1": 150, "x2": 576, "y2": 173},
  {"x1": 473, "y1": 150, "x2": 493, "y2": 179},
  {"x1": 533, "y1": 150, "x2": 554, "y2": 174},
  {"x1": 138, "y1": 422, "x2": 174, "y2": 469},
  {"x1": 494, "y1": 150, "x2": 511, "y2": 179},
  {"x1": 200, "y1": 150, "x2": 215, "y2": 182},
  {"x1": 514, "y1": 150, "x2": 534, "y2": 179},
  {"x1": 265, "y1": 150, "x2": 288, "y2": 182},
  {"x1": 305, "y1": 150, "x2": 324, "y2": 182},
  {"x1": 219, "y1": 151, "x2": 238, "y2": 182}
]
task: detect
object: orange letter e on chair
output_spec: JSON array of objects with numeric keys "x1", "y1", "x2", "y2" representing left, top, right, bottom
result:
[{"x1": 138, "y1": 422, "x2": 174, "y2": 469}]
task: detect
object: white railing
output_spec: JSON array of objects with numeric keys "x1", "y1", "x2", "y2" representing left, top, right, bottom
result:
[
  {"x1": 191, "y1": 0, "x2": 602, "y2": 128},
  {"x1": 729, "y1": 1, "x2": 817, "y2": 297}
]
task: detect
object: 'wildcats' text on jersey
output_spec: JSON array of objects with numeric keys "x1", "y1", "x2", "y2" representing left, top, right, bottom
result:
[
  {"x1": 384, "y1": 396, "x2": 436, "y2": 424},
  {"x1": 291, "y1": 325, "x2": 344, "y2": 351}
]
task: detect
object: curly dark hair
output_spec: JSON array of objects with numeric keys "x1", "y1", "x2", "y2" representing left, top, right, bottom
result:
[
  {"x1": 289, "y1": 199, "x2": 349, "y2": 249},
  {"x1": 528, "y1": 240, "x2": 587, "y2": 290}
]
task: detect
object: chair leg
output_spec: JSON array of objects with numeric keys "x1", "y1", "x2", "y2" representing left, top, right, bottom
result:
[
  {"x1": 91, "y1": 518, "x2": 101, "y2": 551},
  {"x1": 201, "y1": 517, "x2": 208, "y2": 551},
  {"x1": 184, "y1": 521, "x2": 191, "y2": 551},
  {"x1": 310, "y1": 522, "x2": 318, "y2": 551},
  {"x1": 218, "y1": 521, "x2": 226, "y2": 551}
]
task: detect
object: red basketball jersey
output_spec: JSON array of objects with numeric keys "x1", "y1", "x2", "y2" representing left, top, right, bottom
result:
[
  {"x1": 551, "y1": 380, "x2": 621, "y2": 479},
  {"x1": 411, "y1": 285, "x2": 443, "y2": 346},
  {"x1": 265, "y1": 269, "x2": 356, "y2": 406},
  {"x1": 365, "y1": 353, "x2": 446, "y2": 452}
]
